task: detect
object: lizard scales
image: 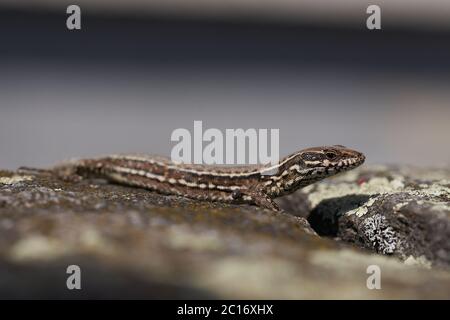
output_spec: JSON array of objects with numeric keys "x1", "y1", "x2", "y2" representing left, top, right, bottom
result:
[{"x1": 57, "y1": 145, "x2": 365, "y2": 211}]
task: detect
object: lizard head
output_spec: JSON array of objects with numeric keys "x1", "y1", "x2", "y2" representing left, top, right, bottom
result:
[
  {"x1": 298, "y1": 145, "x2": 365, "y2": 174},
  {"x1": 262, "y1": 145, "x2": 365, "y2": 198}
]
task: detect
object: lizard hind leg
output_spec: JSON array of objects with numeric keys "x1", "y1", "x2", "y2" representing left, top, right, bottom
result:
[{"x1": 51, "y1": 159, "x2": 89, "y2": 182}]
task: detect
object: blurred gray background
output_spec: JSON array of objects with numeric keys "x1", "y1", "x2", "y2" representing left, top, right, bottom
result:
[{"x1": 1, "y1": 0, "x2": 450, "y2": 169}]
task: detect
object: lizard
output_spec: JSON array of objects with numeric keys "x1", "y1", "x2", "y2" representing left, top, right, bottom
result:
[{"x1": 51, "y1": 145, "x2": 365, "y2": 211}]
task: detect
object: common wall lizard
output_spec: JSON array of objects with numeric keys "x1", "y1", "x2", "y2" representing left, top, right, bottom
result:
[{"x1": 54, "y1": 145, "x2": 365, "y2": 211}]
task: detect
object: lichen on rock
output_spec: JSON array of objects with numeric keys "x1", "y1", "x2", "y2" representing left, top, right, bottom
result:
[
  {"x1": 280, "y1": 165, "x2": 450, "y2": 268},
  {"x1": 361, "y1": 214, "x2": 398, "y2": 255},
  {"x1": 0, "y1": 166, "x2": 449, "y2": 298}
]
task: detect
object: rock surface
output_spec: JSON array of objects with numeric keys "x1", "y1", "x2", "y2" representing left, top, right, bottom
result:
[
  {"x1": 279, "y1": 165, "x2": 450, "y2": 269},
  {"x1": 0, "y1": 166, "x2": 449, "y2": 299}
]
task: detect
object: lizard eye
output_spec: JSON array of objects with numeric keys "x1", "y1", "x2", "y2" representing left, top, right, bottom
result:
[{"x1": 325, "y1": 152, "x2": 337, "y2": 160}]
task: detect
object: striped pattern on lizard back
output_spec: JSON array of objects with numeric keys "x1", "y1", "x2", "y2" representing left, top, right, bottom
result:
[{"x1": 56, "y1": 145, "x2": 365, "y2": 211}]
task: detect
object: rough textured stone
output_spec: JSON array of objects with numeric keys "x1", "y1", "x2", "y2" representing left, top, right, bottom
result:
[
  {"x1": 0, "y1": 167, "x2": 449, "y2": 299},
  {"x1": 279, "y1": 165, "x2": 450, "y2": 269}
]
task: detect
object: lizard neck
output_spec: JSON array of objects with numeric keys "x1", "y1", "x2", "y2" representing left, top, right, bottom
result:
[{"x1": 258, "y1": 152, "x2": 310, "y2": 197}]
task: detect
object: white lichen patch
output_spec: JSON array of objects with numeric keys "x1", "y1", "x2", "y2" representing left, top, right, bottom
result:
[
  {"x1": 404, "y1": 255, "x2": 432, "y2": 269},
  {"x1": 389, "y1": 178, "x2": 405, "y2": 190},
  {"x1": 362, "y1": 214, "x2": 398, "y2": 254},
  {"x1": 165, "y1": 225, "x2": 225, "y2": 251},
  {"x1": 194, "y1": 256, "x2": 302, "y2": 299},
  {"x1": 304, "y1": 176, "x2": 405, "y2": 208},
  {"x1": 348, "y1": 206, "x2": 368, "y2": 217},
  {"x1": 78, "y1": 227, "x2": 117, "y2": 255},
  {"x1": 310, "y1": 248, "x2": 407, "y2": 272},
  {"x1": 8, "y1": 235, "x2": 69, "y2": 261},
  {"x1": 393, "y1": 202, "x2": 409, "y2": 212},
  {"x1": 418, "y1": 181, "x2": 450, "y2": 197},
  {"x1": 8, "y1": 228, "x2": 118, "y2": 262},
  {"x1": 0, "y1": 175, "x2": 34, "y2": 184},
  {"x1": 347, "y1": 197, "x2": 377, "y2": 217}
]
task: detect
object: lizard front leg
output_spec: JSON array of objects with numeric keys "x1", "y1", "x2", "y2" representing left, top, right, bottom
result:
[
  {"x1": 253, "y1": 193, "x2": 280, "y2": 211},
  {"x1": 231, "y1": 189, "x2": 280, "y2": 211}
]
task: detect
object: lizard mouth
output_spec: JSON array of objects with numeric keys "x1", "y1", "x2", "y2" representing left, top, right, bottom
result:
[{"x1": 337, "y1": 155, "x2": 365, "y2": 169}]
